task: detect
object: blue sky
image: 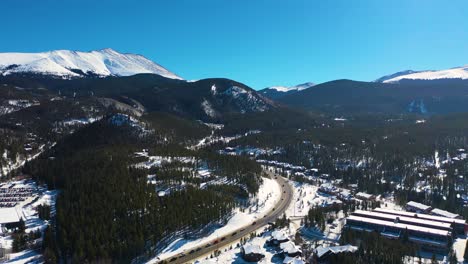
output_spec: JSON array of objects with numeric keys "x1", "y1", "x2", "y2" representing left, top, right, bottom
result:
[{"x1": 1, "y1": 0, "x2": 467, "y2": 89}]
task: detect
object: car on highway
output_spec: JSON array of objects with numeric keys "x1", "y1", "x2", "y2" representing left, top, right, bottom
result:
[
  {"x1": 170, "y1": 257, "x2": 177, "y2": 262},
  {"x1": 252, "y1": 221, "x2": 256, "y2": 225},
  {"x1": 232, "y1": 232, "x2": 237, "y2": 236}
]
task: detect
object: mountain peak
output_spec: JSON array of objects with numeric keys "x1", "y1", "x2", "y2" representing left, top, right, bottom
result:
[
  {"x1": 377, "y1": 66, "x2": 468, "y2": 83},
  {"x1": 0, "y1": 49, "x2": 182, "y2": 80},
  {"x1": 259, "y1": 82, "x2": 315, "y2": 100}
]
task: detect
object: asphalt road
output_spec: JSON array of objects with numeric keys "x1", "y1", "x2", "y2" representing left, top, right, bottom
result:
[{"x1": 160, "y1": 172, "x2": 293, "y2": 264}]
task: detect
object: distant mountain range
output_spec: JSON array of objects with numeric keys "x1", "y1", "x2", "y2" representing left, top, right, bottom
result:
[
  {"x1": 2, "y1": 48, "x2": 468, "y2": 116},
  {"x1": 258, "y1": 82, "x2": 315, "y2": 99},
  {"x1": 0, "y1": 48, "x2": 182, "y2": 79},
  {"x1": 375, "y1": 66, "x2": 468, "y2": 83}
]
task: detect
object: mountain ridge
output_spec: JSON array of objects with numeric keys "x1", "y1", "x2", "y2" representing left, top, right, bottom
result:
[
  {"x1": 0, "y1": 48, "x2": 182, "y2": 80},
  {"x1": 377, "y1": 66, "x2": 468, "y2": 83}
]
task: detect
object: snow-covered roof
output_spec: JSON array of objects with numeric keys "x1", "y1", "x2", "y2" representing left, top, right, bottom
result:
[
  {"x1": 283, "y1": 256, "x2": 305, "y2": 264},
  {"x1": 352, "y1": 210, "x2": 452, "y2": 229},
  {"x1": 242, "y1": 239, "x2": 264, "y2": 255},
  {"x1": 347, "y1": 215, "x2": 451, "y2": 237},
  {"x1": 0, "y1": 207, "x2": 21, "y2": 225},
  {"x1": 280, "y1": 241, "x2": 301, "y2": 254},
  {"x1": 271, "y1": 230, "x2": 288, "y2": 241},
  {"x1": 406, "y1": 201, "x2": 431, "y2": 211},
  {"x1": 374, "y1": 208, "x2": 466, "y2": 225},
  {"x1": 355, "y1": 192, "x2": 374, "y2": 199},
  {"x1": 430, "y1": 208, "x2": 459, "y2": 219},
  {"x1": 315, "y1": 245, "x2": 358, "y2": 258}
]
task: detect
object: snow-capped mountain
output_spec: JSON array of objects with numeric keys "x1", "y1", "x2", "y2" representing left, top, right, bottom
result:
[
  {"x1": 0, "y1": 48, "x2": 182, "y2": 79},
  {"x1": 259, "y1": 82, "x2": 315, "y2": 100},
  {"x1": 374, "y1": 70, "x2": 420, "y2": 83},
  {"x1": 378, "y1": 66, "x2": 468, "y2": 83}
]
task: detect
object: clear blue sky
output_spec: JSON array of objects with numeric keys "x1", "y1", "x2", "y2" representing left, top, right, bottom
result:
[{"x1": 1, "y1": 0, "x2": 467, "y2": 89}]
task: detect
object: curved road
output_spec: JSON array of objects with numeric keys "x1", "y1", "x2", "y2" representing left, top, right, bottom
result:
[{"x1": 160, "y1": 172, "x2": 293, "y2": 264}]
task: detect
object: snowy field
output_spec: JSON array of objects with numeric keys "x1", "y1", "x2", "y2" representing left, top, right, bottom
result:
[{"x1": 149, "y1": 177, "x2": 281, "y2": 263}]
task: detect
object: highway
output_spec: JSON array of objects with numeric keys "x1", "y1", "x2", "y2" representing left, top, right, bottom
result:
[{"x1": 159, "y1": 172, "x2": 293, "y2": 264}]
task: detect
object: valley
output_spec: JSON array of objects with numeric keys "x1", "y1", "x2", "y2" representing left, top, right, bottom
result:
[{"x1": 0, "y1": 49, "x2": 467, "y2": 264}]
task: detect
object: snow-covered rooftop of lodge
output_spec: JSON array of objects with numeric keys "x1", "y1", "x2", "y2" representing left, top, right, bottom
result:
[
  {"x1": 279, "y1": 241, "x2": 301, "y2": 254},
  {"x1": 283, "y1": 256, "x2": 305, "y2": 264},
  {"x1": 373, "y1": 208, "x2": 466, "y2": 225},
  {"x1": 270, "y1": 230, "x2": 289, "y2": 241},
  {"x1": 355, "y1": 192, "x2": 374, "y2": 199},
  {"x1": 0, "y1": 48, "x2": 182, "y2": 79},
  {"x1": 406, "y1": 201, "x2": 431, "y2": 211},
  {"x1": 352, "y1": 210, "x2": 452, "y2": 229},
  {"x1": 430, "y1": 208, "x2": 460, "y2": 219},
  {"x1": 242, "y1": 239, "x2": 264, "y2": 255},
  {"x1": 346, "y1": 215, "x2": 451, "y2": 237},
  {"x1": 315, "y1": 244, "x2": 358, "y2": 258},
  {"x1": 0, "y1": 207, "x2": 21, "y2": 225}
]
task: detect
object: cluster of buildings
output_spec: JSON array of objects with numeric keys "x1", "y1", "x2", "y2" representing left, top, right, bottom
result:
[
  {"x1": 345, "y1": 207, "x2": 467, "y2": 253},
  {"x1": 241, "y1": 230, "x2": 304, "y2": 264},
  {"x1": 0, "y1": 180, "x2": 39, "y2": 232},
  {"x1": 406, "y1": 201, "x2": 463, "y2": 219}
]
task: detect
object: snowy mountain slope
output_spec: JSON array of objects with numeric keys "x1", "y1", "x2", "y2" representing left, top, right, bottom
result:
[
  {"x1": 259, "y1": 82, "x2": 315, "y2": 100},
  {"x1": 0, "y1": 48, "x2": 182, "y2": 79},
  {"x1": 374, "y1": 70, "x2": 420, "y2": 83},
  {"x1": 379, "y1": 66, "x2": 468, "y2": 83}
]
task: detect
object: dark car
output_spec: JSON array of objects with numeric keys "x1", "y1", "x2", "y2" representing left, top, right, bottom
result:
[
  {"x1": 232, "y1": 232, "x2": 237, "y2": 236},
  {"x1": 170, "y1": 257, "x2": 177, "y2": 262},
  {"x1": 252, "y1": 221, "x2": 256, "y2": 225}
]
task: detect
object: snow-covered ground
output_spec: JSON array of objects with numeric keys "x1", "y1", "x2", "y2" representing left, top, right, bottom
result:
[
  {"x1": 193, "y1": 231, "x2": 289, "y2": 264},
  {"x1": 149, "y1": 177, "x2": 281, "y2": 263},
  {"x1": 190, "y1": 130, "x2": 261, "y2": 150},
  {"x1": 0, "y1": 180, "x2": 58, "y2": 264}
]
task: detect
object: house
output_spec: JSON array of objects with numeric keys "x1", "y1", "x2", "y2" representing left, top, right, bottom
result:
[
  {"x1": 267, "y1": 230, "x2": 289, "y2": 246},
  {"x1": 406, "y1": 201, "x2": 432, "y2": 213},
  {"x1": 430, "y1": 208, "x2": 461, "y2": 219},
  {"x1": 312, "y1": 245, "x2": 357, "y2": 263},
  {"x1": 280, "y1": 241, "x2": 302, "y2": 257},
  {"x1": 241, "y1": 239, "x2": 265, "y2": 262},
  {"x1": 318, "y1": 183, "x2": 337, "y2": 195},
  {"x1": 355, "y1": 192, "x2": 375, "y2": 201},
  {"x1": 0, "y1": 207, "x2": 21, "y2": 231},
  {"x1": 283, "y1": 256, "x2": 305, "y2": 264}
]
